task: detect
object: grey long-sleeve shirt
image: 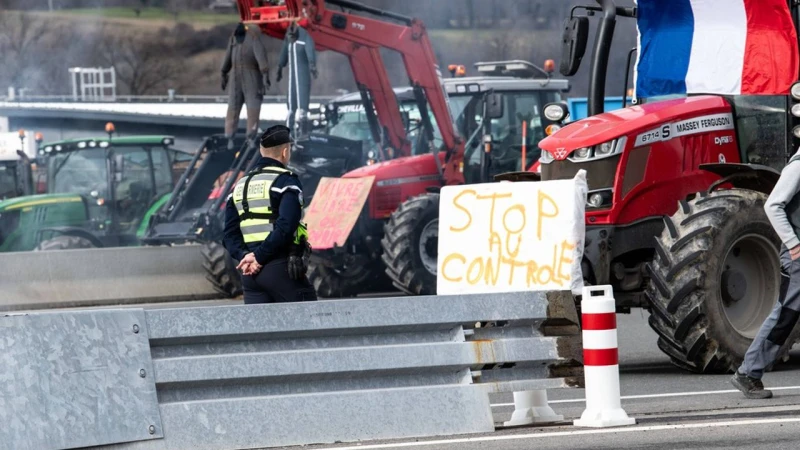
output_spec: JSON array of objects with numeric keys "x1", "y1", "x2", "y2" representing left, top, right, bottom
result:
[{"x1": 765, "y1": 151, "x2": 800, "y2": 250}]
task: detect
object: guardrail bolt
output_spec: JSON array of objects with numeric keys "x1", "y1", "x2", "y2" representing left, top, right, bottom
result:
[
  {"x1": 148, "y1": 425, "x2": 155, "y2": 435},
  {"x1": 139, "y1": 369, "x2": 146, "y2": 378},
  {"x1": 132, "y1": 324, "x2": 140, "y2": 334}
]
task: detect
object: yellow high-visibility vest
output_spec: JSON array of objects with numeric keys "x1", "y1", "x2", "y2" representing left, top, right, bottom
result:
[{"x1": 231, "y1": 166, "x2": 307, "y2": 244}]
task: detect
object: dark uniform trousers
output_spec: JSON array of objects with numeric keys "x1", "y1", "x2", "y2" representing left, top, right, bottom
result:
[{"x1": 241, "y1": 257, "x2": 317, "y2": 304}]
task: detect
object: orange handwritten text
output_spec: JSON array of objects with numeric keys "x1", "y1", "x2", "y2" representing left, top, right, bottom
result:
[{"x1": 440, "y1": 186, "x2": 575, "y2": 288}]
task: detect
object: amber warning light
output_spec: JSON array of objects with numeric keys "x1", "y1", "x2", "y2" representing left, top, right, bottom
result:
[{"x1": 544, "y1": 59, "x2": 555, "y2": 73}]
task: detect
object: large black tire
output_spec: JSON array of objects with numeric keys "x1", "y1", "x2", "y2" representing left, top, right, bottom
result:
[
  {"x1": 381, "y1": 193, "x2": 439, "y2": 296},
  {"x1": 646, "y1": 189, "x2": 786, "y2": 374},
  {"x1": 34, "y1": 235, "x2": 95, "y2": 251},
  {"x1": 201, "y1": 242, "x2": 242, "y2": 298},
  {"x1": 308, "y1": 253, "x2": 390, "y2": 298}
]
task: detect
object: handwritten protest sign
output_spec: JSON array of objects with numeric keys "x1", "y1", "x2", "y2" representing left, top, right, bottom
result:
[
  {"x1": 437, "y1": 170, "x2": 587, "y2": 295},
  {"x1": 304, "y1": 176, "x2": 375, "y2": 250}
]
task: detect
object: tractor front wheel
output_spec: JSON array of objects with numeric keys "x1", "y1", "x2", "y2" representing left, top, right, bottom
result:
[
  {"x1": 381, "y1": 193, "x2": 439, "y2": 296},
  {"x1": 646, "y1": 189, "x2": 788, "y2": 374}
]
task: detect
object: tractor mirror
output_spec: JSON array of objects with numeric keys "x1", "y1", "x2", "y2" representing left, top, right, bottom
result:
[
  {"x1": 560, "y1": 16, "x2": 589, "y2": 77},
  {"x1": 485, "y1": 93, "x2": 504, "y2": 120}
]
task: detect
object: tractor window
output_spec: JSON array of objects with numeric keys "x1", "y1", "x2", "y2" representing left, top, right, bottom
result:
[
  {"x1": 150, "y1": 148, "x2": 175, "y2": 196},
  {"x1": 114, "y1": 146, "x2": 156, "y2": 230},
  {"x1": 0, "y1": 164, "x2": 19, "y2": 200},
  {"x1": 461, "y1": 91, "x2": 550, "y2": 182},
  {"x1": 731, "y1": 96, "x2": 788, "y2": 171},
  {"x1": 328, "y1": 104, "x2": 374, "y2": 142},
  {"x1": 49, "y1": 148, "x2": 108, "y2": 197}
]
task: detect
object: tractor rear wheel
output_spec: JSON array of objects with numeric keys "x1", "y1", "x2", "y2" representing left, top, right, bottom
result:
[
  {"x1": 201, "y1": 242, "x2": 242, "y2": 298},
  {"x1": 34, "y1": 235, "x2": 95, "y2": 251},
  {"x1": 646, "y1": 189, "x2": 786, "y2": 374},
  {"x1": 381, "y1": 193, "x2": 439, "y2": 296}
]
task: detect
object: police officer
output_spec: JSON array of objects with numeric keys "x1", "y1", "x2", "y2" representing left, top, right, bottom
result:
[{"x1": 222, "y1": 124, "x2": 317, "y2": 304}]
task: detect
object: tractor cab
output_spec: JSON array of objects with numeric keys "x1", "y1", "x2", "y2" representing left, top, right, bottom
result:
[
  {"x1": 0, "y1": 128, "x2": 192, "y2": 252},
  {"x1": 442, "y1": 59, "x2": 569, "y2": 182}
]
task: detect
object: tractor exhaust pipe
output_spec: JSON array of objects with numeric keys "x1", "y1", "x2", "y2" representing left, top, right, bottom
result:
[{"x1": 588, "y1": 0, "x2": 617, "y2": 117}]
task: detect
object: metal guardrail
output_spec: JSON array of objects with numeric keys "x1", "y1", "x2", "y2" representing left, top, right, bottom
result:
[
  {"x1": 0, "y1": 245, "x2": 221, "y2": 311},
  {"x1": 0, "y1": 94, "x2": 339, "y2": 104},
  {"x1": 2, "y1": 290, "x2": 583, "y2": 450}
]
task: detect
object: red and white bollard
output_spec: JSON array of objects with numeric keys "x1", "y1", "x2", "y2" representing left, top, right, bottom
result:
[{"x1": 573, "y1": 285, "x2": 636, "y2": 428}]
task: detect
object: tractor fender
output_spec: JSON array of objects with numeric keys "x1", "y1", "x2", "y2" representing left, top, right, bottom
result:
[
  {"x1": 699, "y1": 163, "x2": 781, "y2": 195},
  {"x1": 36, "y1": 227, "x2": 104, "y2": 248}
]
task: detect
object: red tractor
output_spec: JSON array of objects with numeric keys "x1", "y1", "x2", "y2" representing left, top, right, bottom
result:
[
  {"x1": 241, "y1": 0, "x2": 570, "y2": 297},
  {"x1": 538, "y1": 0, "x2": 800, "y2": 373}
]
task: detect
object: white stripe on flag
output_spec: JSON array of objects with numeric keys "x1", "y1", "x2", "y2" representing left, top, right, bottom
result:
[{"x1": 685, "y1": 0, "x2": 748, "y2": 95}]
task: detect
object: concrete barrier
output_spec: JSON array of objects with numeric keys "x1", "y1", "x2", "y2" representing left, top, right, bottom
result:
[
  {"x1": 0, "y1": 245, "x2": 220, "y2": 311},
  {"x1": 2, "y1": 290, "x2": 583, "y2": 450}
]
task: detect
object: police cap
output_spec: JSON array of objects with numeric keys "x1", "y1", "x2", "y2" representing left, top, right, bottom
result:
[{"x1": 260, "y1": 125, "x2": 292, "y2": 149}]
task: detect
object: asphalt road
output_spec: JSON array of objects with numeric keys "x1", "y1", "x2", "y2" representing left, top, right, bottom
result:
[{"x1": 267, "y1": 309, "x2": 800, "y2": 450}]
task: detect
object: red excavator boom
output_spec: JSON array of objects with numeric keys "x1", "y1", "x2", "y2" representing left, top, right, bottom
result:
[{"x1": 238, "y1": 0, "x2": 465, "y2": 184}]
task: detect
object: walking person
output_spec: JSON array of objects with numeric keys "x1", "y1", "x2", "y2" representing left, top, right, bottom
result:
[
  {"x1": 732, "y1": 150, "x2": 800, "y2": 398},
  {"x1": 222, "y1": 124, "x2": 317, "y2": 304}
]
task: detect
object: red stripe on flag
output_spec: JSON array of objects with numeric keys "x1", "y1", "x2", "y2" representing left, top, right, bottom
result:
[
  {"x1": 741, "y1": 0, "x2": 799, "y2": 94},
  {"x1": 584, "y1": 348, "x2": 619, "y2": 366},
  {"x1": 582, "y1": 313, "x2": 616, "y2": 331}
]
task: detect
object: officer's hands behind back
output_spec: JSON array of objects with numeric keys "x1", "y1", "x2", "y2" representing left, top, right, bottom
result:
[{"x1": 237, "y1": 252, "x2": 262, "y2": 276}]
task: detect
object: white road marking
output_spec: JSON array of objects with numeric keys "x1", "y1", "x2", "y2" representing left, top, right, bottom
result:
[
  {"x1": 490, "y1": 385, "x2": 800, "y2": 407},
  {"x1": 309, "y1": 417, "x2": 800, "y2": 450}
]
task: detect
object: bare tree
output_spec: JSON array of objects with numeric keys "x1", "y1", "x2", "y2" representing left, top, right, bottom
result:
[
  {"x1": 0, "y1": 12, "x2": 51, "y2": 87},
  {"x1": 96, "y1": 28, "x2": 184, "y2": 95}
]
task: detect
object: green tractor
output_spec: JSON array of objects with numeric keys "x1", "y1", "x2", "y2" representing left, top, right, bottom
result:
[{"x1": 0, "y1": 132, "x2": 193, "y2": 252}]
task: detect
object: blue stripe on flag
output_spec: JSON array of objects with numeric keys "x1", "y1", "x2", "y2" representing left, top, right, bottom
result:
[{"x1": 635, "y1": 0, "x2": 695, "y2": 97}]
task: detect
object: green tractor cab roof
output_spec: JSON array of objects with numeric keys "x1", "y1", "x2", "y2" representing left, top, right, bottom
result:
[{"x1": 38, "y1": 136, "x2": 178, "y2": 157}]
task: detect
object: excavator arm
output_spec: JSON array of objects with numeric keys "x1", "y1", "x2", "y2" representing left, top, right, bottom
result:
[{"x1": 238, "y1": 1, "x2": 410, "y2": 159}]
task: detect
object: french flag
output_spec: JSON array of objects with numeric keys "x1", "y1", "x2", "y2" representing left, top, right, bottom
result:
[{"x1": 634, "y1": 0, "x2": 799, "y2": 97}]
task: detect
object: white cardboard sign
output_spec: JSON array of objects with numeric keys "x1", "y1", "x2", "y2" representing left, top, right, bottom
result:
[{"x1": 437, "y1": 170, "x2": 588, "y2": 296}]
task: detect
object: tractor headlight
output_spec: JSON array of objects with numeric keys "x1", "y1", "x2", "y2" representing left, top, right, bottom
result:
[
  {"x1": 571, "y1": 147, "x2": 592, "y2": 161},
  {"x1": 44, "y1": 146, "x2": 53, "y2": 153},
  {"x1": 587, "y1": 189, "x2": 613, "y2": 209},
  {"x1": 55, "y1": 145, "x2": 63, "y2": 151},
  {"x1": 539, "y1": 150, "x2": 554, "y2": 164},
  {"x1": 792, "y1": 104, "x2": 800, "y2": 118},
  {"x1": 77, "y1": 141, "x2": 87, "y2": 149},
  {"x1": 595, "y1": 140, "x2": 615, "y2": 156},
  {"x1": 793, "y1": 126, "x2": 800, "y2": 139},
  {"x1": 88, "y1": 141, "x2": 97, "y2": 147},
  {"x1": 791, "y1": 81, "x2": 800, "y2": 101},
  {"x1": 543, "y1": 103, "x2": 568, "y2": 122}
]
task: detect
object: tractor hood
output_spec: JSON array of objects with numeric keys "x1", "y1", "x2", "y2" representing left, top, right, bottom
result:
[
  {"x1": 0, "y1": 193, "x2": 83, "y2": 211},
  {"x1": 540, "y1": 95, "x2": 732, "y2": 156},
  {"x1": 343, "y1": 153, "x2": 442, "y2": 183}
]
